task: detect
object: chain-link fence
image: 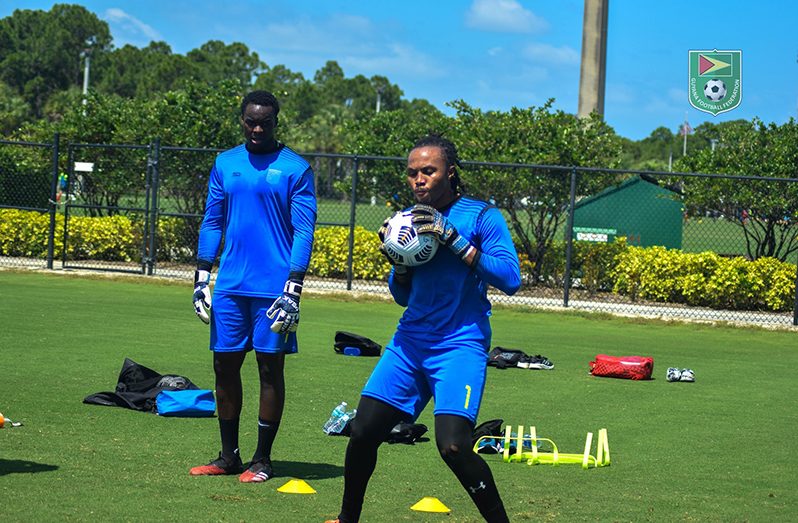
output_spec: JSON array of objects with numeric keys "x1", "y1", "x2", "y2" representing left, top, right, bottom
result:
[
  {"x1": 0, "y1": 137, "x2": 59, "y2": 270},
  {"x1": 1, "y1": 135, "x2": 796, "y2": 327}
]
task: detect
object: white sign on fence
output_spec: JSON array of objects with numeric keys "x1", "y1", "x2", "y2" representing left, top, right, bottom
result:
[{"x1": 74, "y1": 162, "x2": 94, "y2": 172}]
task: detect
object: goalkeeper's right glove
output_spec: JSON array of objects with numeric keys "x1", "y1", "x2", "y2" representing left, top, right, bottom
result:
[{"x1": 193, "y1": 270, "x2": 212, "y2": 324}]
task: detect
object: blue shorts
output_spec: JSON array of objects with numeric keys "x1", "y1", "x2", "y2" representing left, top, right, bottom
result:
[
  {"x1": 210, "y1": 294, "x2": 298, "y2": 354},
  {"x1": 361, "y1": 333, "x2": 488, "y2": 423}
]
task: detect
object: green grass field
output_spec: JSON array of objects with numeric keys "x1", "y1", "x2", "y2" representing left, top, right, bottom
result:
[{"x1": 1, "y1": 271, "x2": 795, "y2": 522}]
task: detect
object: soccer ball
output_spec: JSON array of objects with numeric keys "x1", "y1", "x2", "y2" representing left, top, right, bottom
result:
[
  {"x1": 381, "y1": 211, "x2": 439, "y2": 267},
  {"x1": 703, "y1": 79, "x2": 727, "y2": 102}
]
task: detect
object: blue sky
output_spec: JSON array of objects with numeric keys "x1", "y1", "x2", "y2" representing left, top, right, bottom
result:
[{"x1": 3, "y1": 1, "x2": 797, "y2": 140}]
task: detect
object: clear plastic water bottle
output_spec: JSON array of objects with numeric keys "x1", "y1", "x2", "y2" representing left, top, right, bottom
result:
[
  {"x1": 323, "y1": 402, "x2": 348, "y2": 434},
  {"x1": 329, "y1": 408, "x2": 357, "y2": 435}
]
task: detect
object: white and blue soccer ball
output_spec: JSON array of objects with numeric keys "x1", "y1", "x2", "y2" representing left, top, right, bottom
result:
[
  {"x1": 382, "y1": 211, "x2": 439, "y2": 267},
  {"x1": 703, "y1": 79, "x2": 727, "y2": 102}
]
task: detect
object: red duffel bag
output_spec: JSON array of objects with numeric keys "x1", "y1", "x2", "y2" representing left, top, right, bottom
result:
[{"x1": 589, "y1": 354, "x2": 654, "y2": 380}]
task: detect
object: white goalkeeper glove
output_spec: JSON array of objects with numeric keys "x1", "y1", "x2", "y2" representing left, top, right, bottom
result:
[
  {"x1": 378, "y1": 215, "x2": 411, "y2": 283},
  {"x1": 266, "y1": 279, "x2": 303, "y2": 334},
  {"x1": 193, "y1": 270, "x2": 212, "y2": 324}
]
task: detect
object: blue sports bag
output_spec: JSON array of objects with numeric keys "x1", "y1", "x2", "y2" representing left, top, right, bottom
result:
[{"x1": 156, "y1": 389, "x2": 216, "y2": 417}]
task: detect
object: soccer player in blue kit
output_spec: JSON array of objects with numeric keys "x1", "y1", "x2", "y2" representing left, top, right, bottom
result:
[
  {"x1": 189, "y1": 91, "x2": 317, "y2": 483},
  {"x1": 326, "y1": 135, "x2": 521, "y2": 523}
]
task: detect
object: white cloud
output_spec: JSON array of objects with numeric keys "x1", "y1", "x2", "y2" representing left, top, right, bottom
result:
[
  {"x1": 487, "y1": 47, "x2": 503, "y2": 57},
  {"x1": 103, "y1": 8, "x2": 161, "y2": 44},
  {"x1": 522, "y1": 43, "x2": 579, "y2": 65},
  {"x1": 668, "y1": 87, "x2": 687, "y2": 103},
  {"x1": 466, "y1": 0, "x2": 548, "y2": 33},
  {"x1": 605, "y1": 83, "x2": 635, "y2": 104},
  {"x1": 343, "y1": 43, "x2": 445, "y2": 78},
  {"x1": 253, "y1": 16, "x2": 442, "y2": 78},
  {"x1": 261, "y1": 16, "x2": 377, "y2": 56}
]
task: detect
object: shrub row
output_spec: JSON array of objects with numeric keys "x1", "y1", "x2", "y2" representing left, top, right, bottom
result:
[
  {"x1": 612, "y1": 246, "x2": 796, "y2": 312},
  {"x1": 308, "y1": 226, "x2": 390, "y2": 280},
  {"x1": 1, "y1": 209, "x2": 793, "y2": 311},
  {"x1": 0, "y1": 209, "x2": 390, "y2": 278}
]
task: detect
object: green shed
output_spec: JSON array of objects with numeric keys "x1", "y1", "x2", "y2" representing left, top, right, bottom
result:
[{"x1": 572, "y1": 175, "x2": 683, "y2": 248}]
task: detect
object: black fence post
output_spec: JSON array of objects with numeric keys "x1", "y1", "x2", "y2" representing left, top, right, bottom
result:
[
  {"x1": 562, "y1": 167, "x2": 578, "y2": 307},
  {"x1": 46, "y1": 132, "x2": 60, "y2": 269},
  {"x1": 62, "y1": 145, "x2": 74, "y2": 267},
  {"x1": 346, "y1": 157, "x2": 359, "y2": 291},
  {"x1": 146, "y1": 138, "x2": 160, "y2": 276}
]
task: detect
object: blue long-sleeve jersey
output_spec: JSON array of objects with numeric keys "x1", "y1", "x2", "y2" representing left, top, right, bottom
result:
[
  {"x1": 388, "y1": 196, "x2": 521, "y2": 347},
  {"x1": 197, "y1": 144, "x2": 317, "y2": 297}
]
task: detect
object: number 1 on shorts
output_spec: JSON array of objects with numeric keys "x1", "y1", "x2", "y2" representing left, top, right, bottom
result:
[{"x1": 464, "y1": 384, "x2": 471, "y2": 409}]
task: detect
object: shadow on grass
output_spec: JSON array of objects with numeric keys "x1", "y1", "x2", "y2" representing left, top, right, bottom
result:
[
  {"x1": 273, "y1": 460, "x2": 343, "y2": 480},
  {"x1": 0, "y1": 459, "x2": 59, "y2": 476}
]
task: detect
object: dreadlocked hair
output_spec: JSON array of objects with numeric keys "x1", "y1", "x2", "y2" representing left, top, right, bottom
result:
[{"x1": 411, "y1": 134, "x2": 465, "y2": 193}]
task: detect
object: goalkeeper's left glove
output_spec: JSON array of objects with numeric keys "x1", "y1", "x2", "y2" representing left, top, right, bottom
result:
[
  {"x1": 410, "y1": 204, "x2": 476, "y2": 263},
  {"x1": 266, "y1": 277, "x2": 303, "y2": 334}
]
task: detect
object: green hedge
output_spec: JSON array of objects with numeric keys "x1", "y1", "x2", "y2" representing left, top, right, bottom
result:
[
  {"x1": 0, "y1": 209, "x2": 389, "y2": 277},
  {"x1": 2, "y1": 209, "x2": 793, "y2": 311},
  {"x1": 522, "y1": 237, "x2": 628, "y2": 294},
  {"x1": 612, "y1": 246, "x2": 796, "y2": 312},
  {"x1": 308, "y1": 225, "x2": 389, "y2": 280}
]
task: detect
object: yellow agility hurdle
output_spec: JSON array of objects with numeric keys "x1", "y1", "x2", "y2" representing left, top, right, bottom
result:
[{"x1": 472, "y1": 425, "x2": 610, "y2": 469}]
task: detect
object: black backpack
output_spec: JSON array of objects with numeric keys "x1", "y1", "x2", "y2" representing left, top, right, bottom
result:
[
  {"x1": 472, "y1": 418, "x2": 504, "y2": 446},
  {"x1": 83, "y1": 358, "x2": 199, "y2": 412},
  {"x1": 334, "y1": 331, "x2": 382, "y2": 357},
  {"x1": 487, "y1": 347, "x2": 525, "y2": 369}
]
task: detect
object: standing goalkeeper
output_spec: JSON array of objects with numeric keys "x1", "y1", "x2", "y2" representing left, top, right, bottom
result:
[
  {"x1": 190, "y1": 90, "x2": 317, "y2": 483},
  {"x1": 326, "y1": 135, "x2": 521, "y2": 523}
]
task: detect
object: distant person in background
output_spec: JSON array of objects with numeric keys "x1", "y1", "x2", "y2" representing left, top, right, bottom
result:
[
  {"x1": 189, "y1": 90, "x2": 317, "y2": 483},
  {"x1": 326, "y1": 135, "x2": 521, "y2": 522}
]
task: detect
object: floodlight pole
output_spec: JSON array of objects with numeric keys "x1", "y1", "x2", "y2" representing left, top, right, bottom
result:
[
  {"x1": 577, "y1": 0, "x2": 608, "y2": 118},
  {"x1": 375, "y1": 87, "x2": 383, "y2": 113},
  {"x1": 81, "y1": 49, "x2": 91, "y2": 105},
  {"x1": 81, "y1": 36, "x2": 96, "y2": 109}
]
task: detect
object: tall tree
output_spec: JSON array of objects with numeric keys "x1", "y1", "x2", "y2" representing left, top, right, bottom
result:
[
  {"x1": 94, "y1": 42, "x2": 196, "y2": 98},
  {"x1": 186, "y1": 40, "x2": 263, "y2": 86},
  {"x1": 0, "y1": 4, "x2": 111, "y2": 115},
  {"x1": 676, "y1": 118, "x2": 798, "y2": 261},
  {"x1": 0, "y1": 80, "x2": 30, "y2": 135}
]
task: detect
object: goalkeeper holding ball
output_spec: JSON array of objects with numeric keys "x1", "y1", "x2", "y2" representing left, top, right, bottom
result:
[
  {"x1": 190, "y1": 91, "x2": 317, "y2": 483},
  {"x1": 327, "y1": 135, "x2": 521, "y2": 523}
]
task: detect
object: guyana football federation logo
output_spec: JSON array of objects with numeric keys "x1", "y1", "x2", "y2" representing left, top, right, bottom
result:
[{"x1": 688, "y1": 49, "x2": 742, "y2": 116}]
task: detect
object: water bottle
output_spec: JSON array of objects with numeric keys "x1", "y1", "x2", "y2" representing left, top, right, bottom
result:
[
  {"x1": 323, "y1": 402, "x2": 348, "y2": 434},
  {"x1": 329, "y1": 408, "x2": 357, "y2": 435}
]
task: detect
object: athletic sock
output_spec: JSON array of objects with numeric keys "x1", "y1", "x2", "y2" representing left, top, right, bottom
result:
[
  {"x1": 251, "y1": 418, "x2": 279, "y2": 463},
  {"x1": 338, "y1": 437, "x2": 378, "y2": 523},
  {"x1": 219, "y1": 417, "x2": 240, "y2": 459},
  {"x1": 451, "y1": 453, "x2": 509, "y2": 523}
]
